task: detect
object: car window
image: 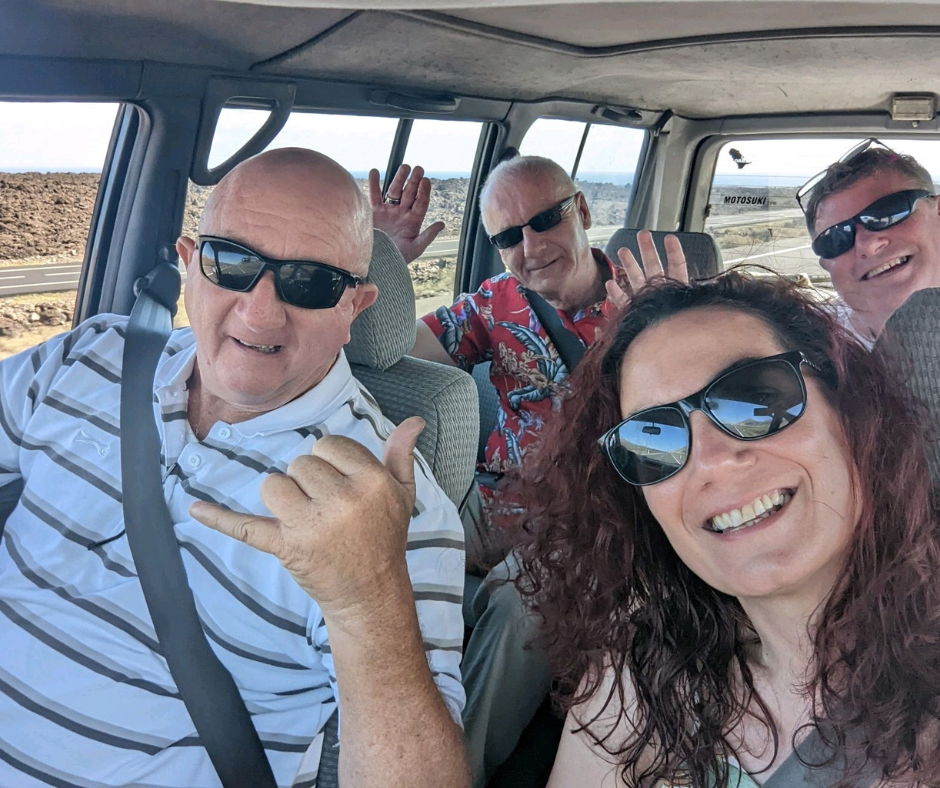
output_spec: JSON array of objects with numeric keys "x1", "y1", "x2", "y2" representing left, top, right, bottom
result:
[
  {"x1": 0, "y1": 101, "x2": 120, "y2": 360},
  {"x1": 183, "y1": 112, "x2": 485, "y2": 326},
  {"x1": 521, "y1": 118, "x2": 645, "y2": 251},
  {"x1": 705, "y1": 137, "x2": 940, "y2": 293},
  {"x1": 520, "y1": 118, "x2": 586, "y2": 174},
  {"x1": 403, "y1": 119, "x2": 484, "y2": 317},
  {"x1": 574, "y1": 124, "x2": 645, "y2": 250}
]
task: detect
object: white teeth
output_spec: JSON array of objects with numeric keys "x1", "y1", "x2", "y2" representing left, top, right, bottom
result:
[
  {"x1": 865, "y1": 256, "x2": 909, "y2": 280},
  {"x1": 709, "y1": 491, "x2": 792, "y2": 533},
  {"x1": 236, "y1": 339, "x2": 279, "y2": 354}
]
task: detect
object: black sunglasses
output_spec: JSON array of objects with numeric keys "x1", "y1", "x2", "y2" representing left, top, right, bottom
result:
[
  {"x1": 198, "y1": 236, "x2": 363, "y2": 310},
  {"x1": 599, "y1": 351, "x2": 818, "y2": 487},
  {"x1": 795, "y1": 138, "x2": 895, "y2": 212},
  {"x1": 488, "y1": 195, "x2": 577, "y2": 250},
  {"x1": 811, "y1": 189, "x2": 934, "y2": 259}
]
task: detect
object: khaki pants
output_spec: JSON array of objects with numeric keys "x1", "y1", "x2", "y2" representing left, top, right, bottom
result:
[{"x1": 459, "y1": 485, "x2": 552, "y2": 788}]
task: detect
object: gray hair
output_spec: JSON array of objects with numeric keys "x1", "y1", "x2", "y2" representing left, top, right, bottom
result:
[
  {"x1": 480, "y1": 155, "x2": 576, "y2": 231},
  {"x1": 804, "y1": 148, "x2": 934, "y2": 233}
]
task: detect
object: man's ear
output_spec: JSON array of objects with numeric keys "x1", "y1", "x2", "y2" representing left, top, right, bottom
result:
[
  {"x1": 576, "y1": 191, "x2": 593, "y2": 231},
  {"x1": 176, "y1": 237, "x2": 197, "y2": 272},
  {"x1": 351, "y1": 282, "x2": 379, "y2": 317}
]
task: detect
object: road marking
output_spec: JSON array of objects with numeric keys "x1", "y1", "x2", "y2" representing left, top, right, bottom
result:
[
  {"x1": 725, "y1": 244, "x2": 813, "y2": 265},
  {"x1": 0, "y1": 264, "x2": 82, "y2": 273},
  {"x1": 0, "y1": 275, "x2": 26, "y2": 281},
  {"x1": 0, "y1": 282, "x2": 40, "y2": 290},
  {"x1": 43, "y1": 272, "x2": 80, "y2": 278}
]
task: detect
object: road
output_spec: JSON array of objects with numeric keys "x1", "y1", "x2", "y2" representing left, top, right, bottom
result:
[{"x1": 0, "y1": 210, "x2": 816, "y2": 297}]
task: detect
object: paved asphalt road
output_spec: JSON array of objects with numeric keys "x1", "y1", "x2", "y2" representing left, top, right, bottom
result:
[{"x1": 0, "y1": 210, "x2": 816, "y2": 297}]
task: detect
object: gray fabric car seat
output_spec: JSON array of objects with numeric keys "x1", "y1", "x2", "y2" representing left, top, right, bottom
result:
[
  {"x1": 875, "y1": 287, "x2": 940, "y2": 482},
  {"x1": 605, "y1": 229, "x2": 723, "y2": 280},
  {"x1": 346, "y1": 229, "x2": 479, "y2": 508},
  {"x1": 471, "y1": 361, "x2": 499, "y2": 463}
]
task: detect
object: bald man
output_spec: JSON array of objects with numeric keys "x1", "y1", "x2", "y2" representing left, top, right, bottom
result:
[{"x1": 0, "y1": 148, "x2": 469, "y2": 787}]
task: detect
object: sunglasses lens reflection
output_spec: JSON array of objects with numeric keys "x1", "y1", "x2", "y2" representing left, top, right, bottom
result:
[
  {"x1": 277, "y1": 263, "x2": 346, "y2": 308},
  {"x1": 608, "y1": 407, "x2": 688, "y2": 485},
  {"x1": 200, "y1": 239, "x2": 351, "y2": 309},
  {"x1": 705, "y1": 360, "x2": 805, "y2": 439},
  {"x1": 201, "y1": 241, "x2": 262, "y2": 291},
  {"x1": 605, "y1": 358, "x2": 807, "y2": 486}
]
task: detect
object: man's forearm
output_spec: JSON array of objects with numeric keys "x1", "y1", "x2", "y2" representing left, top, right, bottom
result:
[
  {"x1": 410, "y1": 320, "x2": 458, "y2": 367},
  {"x1": 327, "y1": 573, "x2": 470, "y2": 788}
]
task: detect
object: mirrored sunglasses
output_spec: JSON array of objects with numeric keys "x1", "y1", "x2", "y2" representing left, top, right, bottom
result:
[
  {"x1": 488, "y1": 195, "x2": 577, "y2": 250},
  {"x1": 198, "y1": 236, "x2": 363, "y2": 310},
  {"x1": 811, "y1": 188, "x2": 934, "y2": 259},
  {"x1": 598, "y1": 351, "x2": 817, "y2": 486}
]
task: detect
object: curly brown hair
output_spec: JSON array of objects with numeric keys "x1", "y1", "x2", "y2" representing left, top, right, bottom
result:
[{"x1": 508, "y1": 270, "x2": 940, "y2": 787}]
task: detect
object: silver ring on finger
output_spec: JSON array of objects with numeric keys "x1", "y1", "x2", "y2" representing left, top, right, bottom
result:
[{"x1": 384, "y1": 195, "x2": 401, "y2": 205}]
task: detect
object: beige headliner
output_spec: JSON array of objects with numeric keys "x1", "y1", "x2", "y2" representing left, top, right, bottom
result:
[{"x1": 5, "y1": 0, "x2": 940, "y2": 118}]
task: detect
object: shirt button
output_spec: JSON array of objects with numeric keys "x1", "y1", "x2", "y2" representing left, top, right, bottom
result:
[
  {"x1": 218, "y1": 427, "x2": 232, "y2": 440},
  {"x1": 187, "y1": 454, "x2": 201, "y2": 469}
]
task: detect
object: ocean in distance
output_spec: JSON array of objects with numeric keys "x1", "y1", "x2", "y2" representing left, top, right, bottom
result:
[{"x1": 3, "y1": 167, "x2": 810, "y2": 188}]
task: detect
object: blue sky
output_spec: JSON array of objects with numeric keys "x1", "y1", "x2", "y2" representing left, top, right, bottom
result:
[{"x1": 5, "y1": 102, "x2": 940, "y2": 185}]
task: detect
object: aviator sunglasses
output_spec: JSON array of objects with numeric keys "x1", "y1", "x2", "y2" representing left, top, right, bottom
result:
[
  {"x1": 598, "y1": 351, "x2": 819, "y2": 486},
  {"x1": 810, "y1": 188, "x2": 934, "y2": 259},
  {"x1": 198, "y1": 236, "x2": 364, "y2": 310},
  {"x1": 488, "y1": 194, "x2": 577, "y2": 250}
]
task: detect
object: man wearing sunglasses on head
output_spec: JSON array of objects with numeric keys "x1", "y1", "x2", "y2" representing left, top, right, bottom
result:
[
  {"x1": 0, "y1": 148, "x2": 470, "y2": 787},
  {"x1": 800, "y1": 140, "x2": 940, "y2": 344}
]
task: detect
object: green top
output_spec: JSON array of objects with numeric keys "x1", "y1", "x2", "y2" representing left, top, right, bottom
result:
[{"x1": 653, "y1": 759, "x2": 760, "y2": 788}]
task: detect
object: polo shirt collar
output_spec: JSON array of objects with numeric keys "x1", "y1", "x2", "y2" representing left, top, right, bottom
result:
[{"x1": 154, "y1": 328, "x2": 359, "y2": 437}]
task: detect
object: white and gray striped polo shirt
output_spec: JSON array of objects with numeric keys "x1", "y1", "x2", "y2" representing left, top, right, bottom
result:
[{"x1": 0, "y1": 315, "x2": 466, "y2": 787}]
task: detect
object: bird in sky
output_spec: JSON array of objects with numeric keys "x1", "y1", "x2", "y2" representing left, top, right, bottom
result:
[{"x1": 729, "y1": 148, "x2": 751, "y2": 169}]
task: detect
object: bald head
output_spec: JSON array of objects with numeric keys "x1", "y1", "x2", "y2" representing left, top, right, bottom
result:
[
  {"x1": 480, "y1": 155, "x2": 576, "y2": 233},
  {"x1": 202, "y1": 147, "x2": 373, "y2": 274}
]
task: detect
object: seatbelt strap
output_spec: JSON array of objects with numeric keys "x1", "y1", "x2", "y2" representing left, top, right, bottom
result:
[
  {"x1": 523, "y1": 288, "x2": 585, "y2": 373},
  {"x1": 120, "y1": 262, "x2": 278, "y2": 788},
  {"x1": 0, "y1": 479, "x2": 23, "y2": 540}
]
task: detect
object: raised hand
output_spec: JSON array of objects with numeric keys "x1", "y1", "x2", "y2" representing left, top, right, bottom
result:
[
  {"x1": 190, "y1": 417, "x2": 425, "y2": 623},
  {"x1": 369, "y1": 164, "x2": 446, "y2": 264},
  {"x1": 607, "y1": 230, "x2": 689, "y2": 309}
]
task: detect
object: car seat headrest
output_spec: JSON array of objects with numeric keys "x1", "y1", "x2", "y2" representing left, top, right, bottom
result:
[
  {"x1": 876, "y1": 286, "x2": 940, "y2": 483},
  {"x1": 604, "y1": 229, "x2": 723, "y2": 281},
  {"x1": 346, "y1": 229, "x2": 417, "y2": 371}
]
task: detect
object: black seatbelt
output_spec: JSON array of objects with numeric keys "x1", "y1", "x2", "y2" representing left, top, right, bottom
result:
[
  {"x1": 0, "y1": 479, "x2": 23, "y2": 540},
  {"x1": 522, "y1": 288, "x2": 585, "y2": 373},
  {"x1": 120, "y1": 262, "x2": 278, "y2": 788}
]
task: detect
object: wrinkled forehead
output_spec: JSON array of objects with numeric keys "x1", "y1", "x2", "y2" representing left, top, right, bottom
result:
[
  {"x1": 203, "y1": 177, "x2": 371, "y2": 273},
  {"x1": 813, "y1": 170, "x2": 923, "y2": 235},
  {"x1": 482, "y1": 170, "x2": 572, "y2": 231}
]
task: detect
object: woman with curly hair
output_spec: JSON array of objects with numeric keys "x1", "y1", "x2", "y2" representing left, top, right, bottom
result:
[{"x1": 510, "y1": 270, "x2": 940, "y2": 787}]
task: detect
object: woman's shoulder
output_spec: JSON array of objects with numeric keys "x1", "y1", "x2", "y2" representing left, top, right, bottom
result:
[
  {"x1": 547, "y1": 663, "x2": 647, "y2": 788},
  {"x1": 548, "y1": 664, "x2": 766, "y2": 788}
]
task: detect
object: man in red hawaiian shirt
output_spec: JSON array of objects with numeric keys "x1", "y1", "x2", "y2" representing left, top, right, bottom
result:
[
  {"x1": 411, "y1": 157, "x2": 686, "y2": 508},
  {"x1": 373, "y1": 155, "x2": 687, "y2": 787}
]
